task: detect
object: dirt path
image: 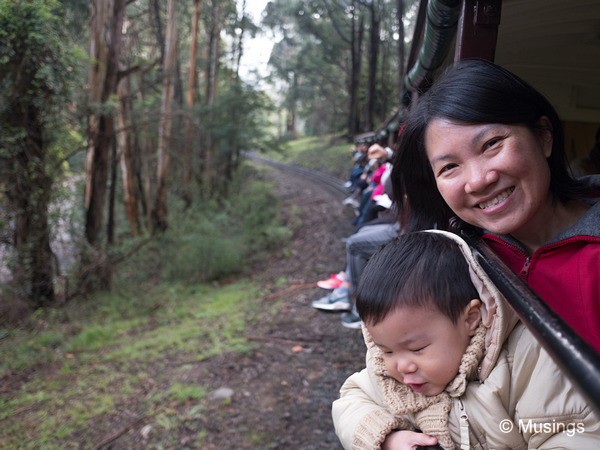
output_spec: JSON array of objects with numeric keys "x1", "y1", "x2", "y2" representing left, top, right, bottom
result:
[{"x1": 191, "y1": 163, "x2": 367, "y2": 449}]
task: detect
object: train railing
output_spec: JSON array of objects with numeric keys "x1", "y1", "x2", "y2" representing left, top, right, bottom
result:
[{"x1": 463, "y1": 234, "x2": 600, "y2": 413}]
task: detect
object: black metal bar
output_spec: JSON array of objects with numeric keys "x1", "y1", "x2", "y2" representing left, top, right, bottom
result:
[{"x1": 465, "y1": 237, "x2": 600, "y2": 413}]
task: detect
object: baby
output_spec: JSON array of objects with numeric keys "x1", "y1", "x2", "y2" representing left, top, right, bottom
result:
[{"x1": 332, "y1": 230, "x2": 599, "y2": 449}]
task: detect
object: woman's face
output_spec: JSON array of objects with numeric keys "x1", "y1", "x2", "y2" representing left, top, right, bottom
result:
[{"x1": 425, "y1": 118, "x2": 553, "y2": 238}]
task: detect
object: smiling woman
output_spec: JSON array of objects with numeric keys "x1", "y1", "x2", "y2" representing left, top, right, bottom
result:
[
  {"x1": 425, "y1": 119, "x2": 554, "y2": 251},
  {"x1": 392, "y1": 59, "x2": 600, "y2": 353}
]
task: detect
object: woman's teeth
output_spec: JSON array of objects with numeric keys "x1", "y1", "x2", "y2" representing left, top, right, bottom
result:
[{"x1": 479, "y1": 187, "x2": 514, "y2": 209}]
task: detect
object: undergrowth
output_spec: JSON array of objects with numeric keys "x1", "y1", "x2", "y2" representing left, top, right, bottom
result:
[
  {"x1": 0, "y1": 163, "x2": 289, "y2": 449},
  {"x1": 117, "y1": 163, "x2": 292, "y2": 285},
  {"x1": 0, "y1": 279, "x2": 264, "y2": 449}
]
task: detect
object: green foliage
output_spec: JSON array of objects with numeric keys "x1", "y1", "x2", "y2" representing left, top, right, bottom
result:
[
  {"x1": 116, "y1": 167, "x2": 290, "y2": 285},
  {"x1": 200, "y1": 76, "x2": 277, "y2": 159},
  {"x1": 67, "y1": 324, "x2": 117, "y2": 351},
  {"x1": 267, "y1": 135, "x2": 354, "y2": 180},
  {"x1": 0, "y1": 0, "x2": 74, "y2": 127},
  {"x1": 263, "y1": 0, "x2": 409, "y2": 136},
  {"x1": 227, "y1": 168, "x2": 293, "y2": 254},
  {"x1": 0, "y1": 0, "x2": 82, "y2": 307},
  {"x1": 167, "y1": 383, "x2": 207, "y2": 403},
  {"x1": 0, "y1": 279, "x2": 265, "y2": 448}
]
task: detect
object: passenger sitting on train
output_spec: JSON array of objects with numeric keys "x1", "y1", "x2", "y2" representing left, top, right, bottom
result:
[
  {"x1": 310, "y1": 220, "x2": 401, "y2": 329},
  {"x1": 343, "y1": 141, "x2": 369, "y2": 195},
  {"x1": 343, "y1": 141, "x2": 392, "y2": 215},
  {"x1": 353, "y1": 147, "x2": 395, "y2": 232},
  {"x1": 311, "y1": 163, "x2": 399, "y2": 329},
  {"x1": 333, "y1": 231, "x2": 599, "y2": 450}
]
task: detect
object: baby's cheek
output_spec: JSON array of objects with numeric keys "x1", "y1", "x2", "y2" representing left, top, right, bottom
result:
[{"x1": 385, "y1": 362, "x2": 403, "y2": 383}]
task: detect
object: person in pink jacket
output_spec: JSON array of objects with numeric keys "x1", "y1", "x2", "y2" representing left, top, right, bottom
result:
[{"x1": 392, "y1": 59, "x2": 600, "y2": 353}]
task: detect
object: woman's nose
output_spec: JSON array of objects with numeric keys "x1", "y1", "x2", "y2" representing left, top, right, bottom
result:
[{"x1": 464, "y1": 163, "x2": 498, "y2": 194}]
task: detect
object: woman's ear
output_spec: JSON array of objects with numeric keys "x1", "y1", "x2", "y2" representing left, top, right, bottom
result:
[
  {"x1": 464, "y1": 299, "x2": 482, "y2": 336},
  {"x1": 536, "y1": 116, "x2": 553, "y2": 158}
]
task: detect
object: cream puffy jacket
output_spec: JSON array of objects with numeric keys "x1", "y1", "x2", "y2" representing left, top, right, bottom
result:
[{"x1": 332, "y1": 230, "x2": 600, "y2": 449}]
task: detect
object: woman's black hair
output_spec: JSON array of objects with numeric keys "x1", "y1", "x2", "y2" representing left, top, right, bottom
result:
[
  {"x1": 392, "y1": 59, "x2": 589, "y2": 232},
  {"x1": 356, "y1": 232, "x2": 479, "y2": 325}
]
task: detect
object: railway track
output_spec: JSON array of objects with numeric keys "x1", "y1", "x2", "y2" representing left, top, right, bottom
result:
[{"x1": 244, "y1": 151, "x2": 348, "y2": 200}]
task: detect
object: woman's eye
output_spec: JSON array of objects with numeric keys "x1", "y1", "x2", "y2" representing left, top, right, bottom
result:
[
  {"x1": 438, "y1": 163, "x2": 457, "y2": 175},
  {"x1": 484, "y1": 137, "x2": 502, "y2": 150}
]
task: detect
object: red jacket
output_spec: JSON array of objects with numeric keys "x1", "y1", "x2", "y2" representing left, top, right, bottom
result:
[{"x1": 482, "y1": 191, "x2": 600, "y2": 354}]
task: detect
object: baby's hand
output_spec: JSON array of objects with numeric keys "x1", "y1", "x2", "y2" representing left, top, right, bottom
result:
[{"x1": 381, "y1": 430, "x2": 439, "y2": 450}]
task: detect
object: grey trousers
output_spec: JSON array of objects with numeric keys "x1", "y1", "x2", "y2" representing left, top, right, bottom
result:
[{"x1": 344, "y1": 222, "x2": 400, "y2": 305}]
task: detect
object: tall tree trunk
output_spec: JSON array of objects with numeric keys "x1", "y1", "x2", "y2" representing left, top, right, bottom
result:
[
  {"x1": 223, "y1": 0, "x2": 246, "y2": 190},
  {"x1": 150, "y1": 0, "x2": 184, "y2": 108},
  {"x1": 153, "y1": 0, "x2": 178, "y2": 232},
  {"x1": 134, "y1": 75, "x2": 152, "y2": 231},
  {"x1": 182, "y1": 0, "x2": 202, "y2": 208},
  {"x1": 107, "y1": 139, "x2": 118, "y2": 245},
  {"x1": 85, "y1": 0, "x2": 126, "y2": 246},
  {"x1": 287, "y1": 73, "x2": 298, "y2": 139},
  {"x1": 348, "y1": 1, "x2": 364, "y2": 137},
  {"x1": 117, "y1": 75, "x2": 142, "y2": 236},
  {"x1": 234, "y1": 0, "x2": 246, "y2": 77},
  {"x1": 380, "y1": 30, "x2": 391, "y2": 120},
  {"x1": 365, "y1": 0, "x2": 380, "y2": 132},
  {"x1": 150, "y1": 0, "x2": 165, "y2": 58},
  {"x1": 396, "y1": 0, "x2": 405, "y2": 101},
  {"x1": 203, "y1": 1, "x2": 222, "y2": 195},
  {"x1": 12, "y1": 128, "x2": 55, "y2": 307}
]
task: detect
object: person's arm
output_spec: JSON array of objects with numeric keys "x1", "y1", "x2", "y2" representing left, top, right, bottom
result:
[
  {"x1": 332, "y1": 366, "x2": 402, "y2": 449},
  {"x1": 332, "y1": 349, "x2": 437, "y2": 449}
]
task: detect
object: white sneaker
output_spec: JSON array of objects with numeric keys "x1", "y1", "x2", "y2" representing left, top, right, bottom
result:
[{"x1": 311, "y1": 289, "x2": 351, "y2": 311}]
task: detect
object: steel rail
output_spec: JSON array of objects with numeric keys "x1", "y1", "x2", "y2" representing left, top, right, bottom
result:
[{"x1": 244, "y1": 151, "x2": 348, "y2": 199}]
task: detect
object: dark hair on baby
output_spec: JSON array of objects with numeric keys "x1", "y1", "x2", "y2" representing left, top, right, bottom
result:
[{"x1": 356, "y1": 232, "x2": 478, "y2": 325}]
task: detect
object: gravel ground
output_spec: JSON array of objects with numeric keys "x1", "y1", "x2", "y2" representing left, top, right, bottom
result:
[{"x1": 189, "y1": 162, "x2": 368, "y2": 449}]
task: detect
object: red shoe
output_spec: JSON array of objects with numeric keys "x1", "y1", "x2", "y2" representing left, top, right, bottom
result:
[{"x1": 317, "y1": 272, "x2": 345, "y2": 290}]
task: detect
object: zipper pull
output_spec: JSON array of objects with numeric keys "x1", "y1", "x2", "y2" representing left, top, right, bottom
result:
[
  {"x1": 459, "y1": 400, "x2": 470, "y2": 450},
  {"x1": 520, "y1": 256, "x2": 531, "y2": 277}
]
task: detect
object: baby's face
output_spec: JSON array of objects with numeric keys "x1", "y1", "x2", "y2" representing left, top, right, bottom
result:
[{"x1": 367, "y1": 304, "x2": 480, "y2": 396}]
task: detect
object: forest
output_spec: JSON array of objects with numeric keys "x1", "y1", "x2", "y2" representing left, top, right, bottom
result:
[
  {"x1": 1, "y1": 2, "x2": 419, "y2": 447},
  {"x1": 0, "y1": 0, "x2": 415, "y2": 319},
  {"x1": 3, "y1": 1, "x2": 599, "y2": 448}
]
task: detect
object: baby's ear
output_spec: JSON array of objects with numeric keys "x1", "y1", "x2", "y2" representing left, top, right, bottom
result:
[{"x1": 464, "y1": 299, "x2": 482, "y2": 335}]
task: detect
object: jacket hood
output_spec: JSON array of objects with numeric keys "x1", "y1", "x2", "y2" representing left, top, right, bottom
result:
[
  {"x1": 559, "y1": 174, "x2": 600, "y2": 240},
  {"x1": 424, "y1": 230, "x2": 519, "y2": 380}
]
